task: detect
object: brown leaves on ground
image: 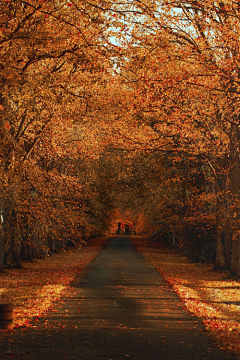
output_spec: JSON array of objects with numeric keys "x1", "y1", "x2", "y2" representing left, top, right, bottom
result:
[
  {"x1": 0, "y1": 237, "x2": 110, "y2": 329},
  {"x1": 132, "y1": 237, "x2": 240, "y2": 357}
]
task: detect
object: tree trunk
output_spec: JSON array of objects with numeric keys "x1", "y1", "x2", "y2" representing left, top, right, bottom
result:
[
  {"x1": 216, "y1": 227, "x2": 227, "y2": 268},
  {"x1": 231, "y1": 238, "x2": 240, "y2": 276},
  {"x1": 215, "y1": 122, "x2": 240, "y2": 275},
  {"x1": 0, "y1": 200, "x2": 4, "y2": 272},
  {"x1": 215, "y1": 156, "x2": 231, "y2": 269},
  {"x1": 170, "y1": 230, "x2": 176, "y2": 248},
  {"x1": 215, "y1": 223, "x2": 232, "y2": 269},
  {"x1": 229, "y1": 122, "x2": 240, "y2": 275},
  {"x1": 0, "y1": 233, "x2": 4, "y2": 273},
  {"x1": 3, "y1": 206, "x2": 22, "y2": 268}
]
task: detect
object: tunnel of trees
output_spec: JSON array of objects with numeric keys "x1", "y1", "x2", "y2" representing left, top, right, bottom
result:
[{"x1": 1, "y1": 1, "x2": 240, "y2": 275}]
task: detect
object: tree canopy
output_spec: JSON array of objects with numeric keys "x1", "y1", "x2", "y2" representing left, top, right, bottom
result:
[{"x1": 1, "y1": 1, "x2": 240, "y2": 274}]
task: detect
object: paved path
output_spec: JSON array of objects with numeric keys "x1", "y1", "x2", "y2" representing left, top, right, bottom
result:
[{"x1": 0, "y1": 237, "x2": 237, "y2": 359}]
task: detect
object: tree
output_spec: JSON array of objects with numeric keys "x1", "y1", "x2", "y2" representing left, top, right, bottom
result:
[
  {"x1": 2, "y1": 0, "x2": 240, "y2": 275},
  {"x1": 105, "y1": 0, "x2": 240, "y2": 274},
  {"x1": 0, "y1": 0, "x2": 116, "y2": 267}
]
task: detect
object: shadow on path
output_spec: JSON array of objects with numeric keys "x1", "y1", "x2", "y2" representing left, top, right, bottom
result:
[{"x1": 0, "y1": 237, "x2": 237, "y2": 359}]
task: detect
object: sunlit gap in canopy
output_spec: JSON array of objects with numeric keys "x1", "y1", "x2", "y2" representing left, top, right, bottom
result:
[{"x1": 103, "y1": 1, "x2": 199, "y2": 63}]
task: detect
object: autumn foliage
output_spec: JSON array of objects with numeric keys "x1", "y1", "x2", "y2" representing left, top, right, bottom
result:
[{"x1": 0, "y1": 0, "x2": 240, "y2": 276}]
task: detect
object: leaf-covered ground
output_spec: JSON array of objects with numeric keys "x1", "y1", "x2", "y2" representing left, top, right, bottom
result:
[
  {"x1": 132, "y1": 237, "x2": 240, "y2": 357},
  {"x1": 2, "y1": 234, "x2": 240, "y2": 357},
  {"x1": 0, "y1": 237, "x2": 110, "y2": 329}
]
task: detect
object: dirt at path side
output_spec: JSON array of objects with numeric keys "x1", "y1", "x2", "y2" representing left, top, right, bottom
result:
[{"x1": 0, "y1": 236, "x2": 237, "y2": 360}]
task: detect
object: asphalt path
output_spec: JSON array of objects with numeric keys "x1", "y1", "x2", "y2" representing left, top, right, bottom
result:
[{"x1": 0, "y1": 237, "x2": 237, "y2": 359}]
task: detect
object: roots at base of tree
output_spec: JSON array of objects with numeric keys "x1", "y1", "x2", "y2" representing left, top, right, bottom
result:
[
  {"x1": 4, "y1": 260, "x2": 24, "y2": 269},
  {"x1": 213, "y1": 262, "x2": 229, "y2": 271}
]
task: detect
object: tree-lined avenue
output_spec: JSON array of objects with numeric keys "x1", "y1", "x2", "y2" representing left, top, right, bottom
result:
[{"x1": 0, "y1": 237, "x2": 236, "y2": 359}]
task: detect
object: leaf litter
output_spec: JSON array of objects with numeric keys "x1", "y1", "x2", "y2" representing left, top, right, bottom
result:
[
  {"x1": 0, "y1": 237, "x2": 110, "y2": 329},
  {"x1": 132, "y1": 237, "x2": 240, "y2": 357}
]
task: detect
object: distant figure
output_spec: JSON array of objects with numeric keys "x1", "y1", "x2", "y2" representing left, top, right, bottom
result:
[
  {"x1": 117, "y1": 222, "x2": 121, "y2": 235},
  {"x1": 125, "y1": 224, "x2": 130, "y2": 235}
]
